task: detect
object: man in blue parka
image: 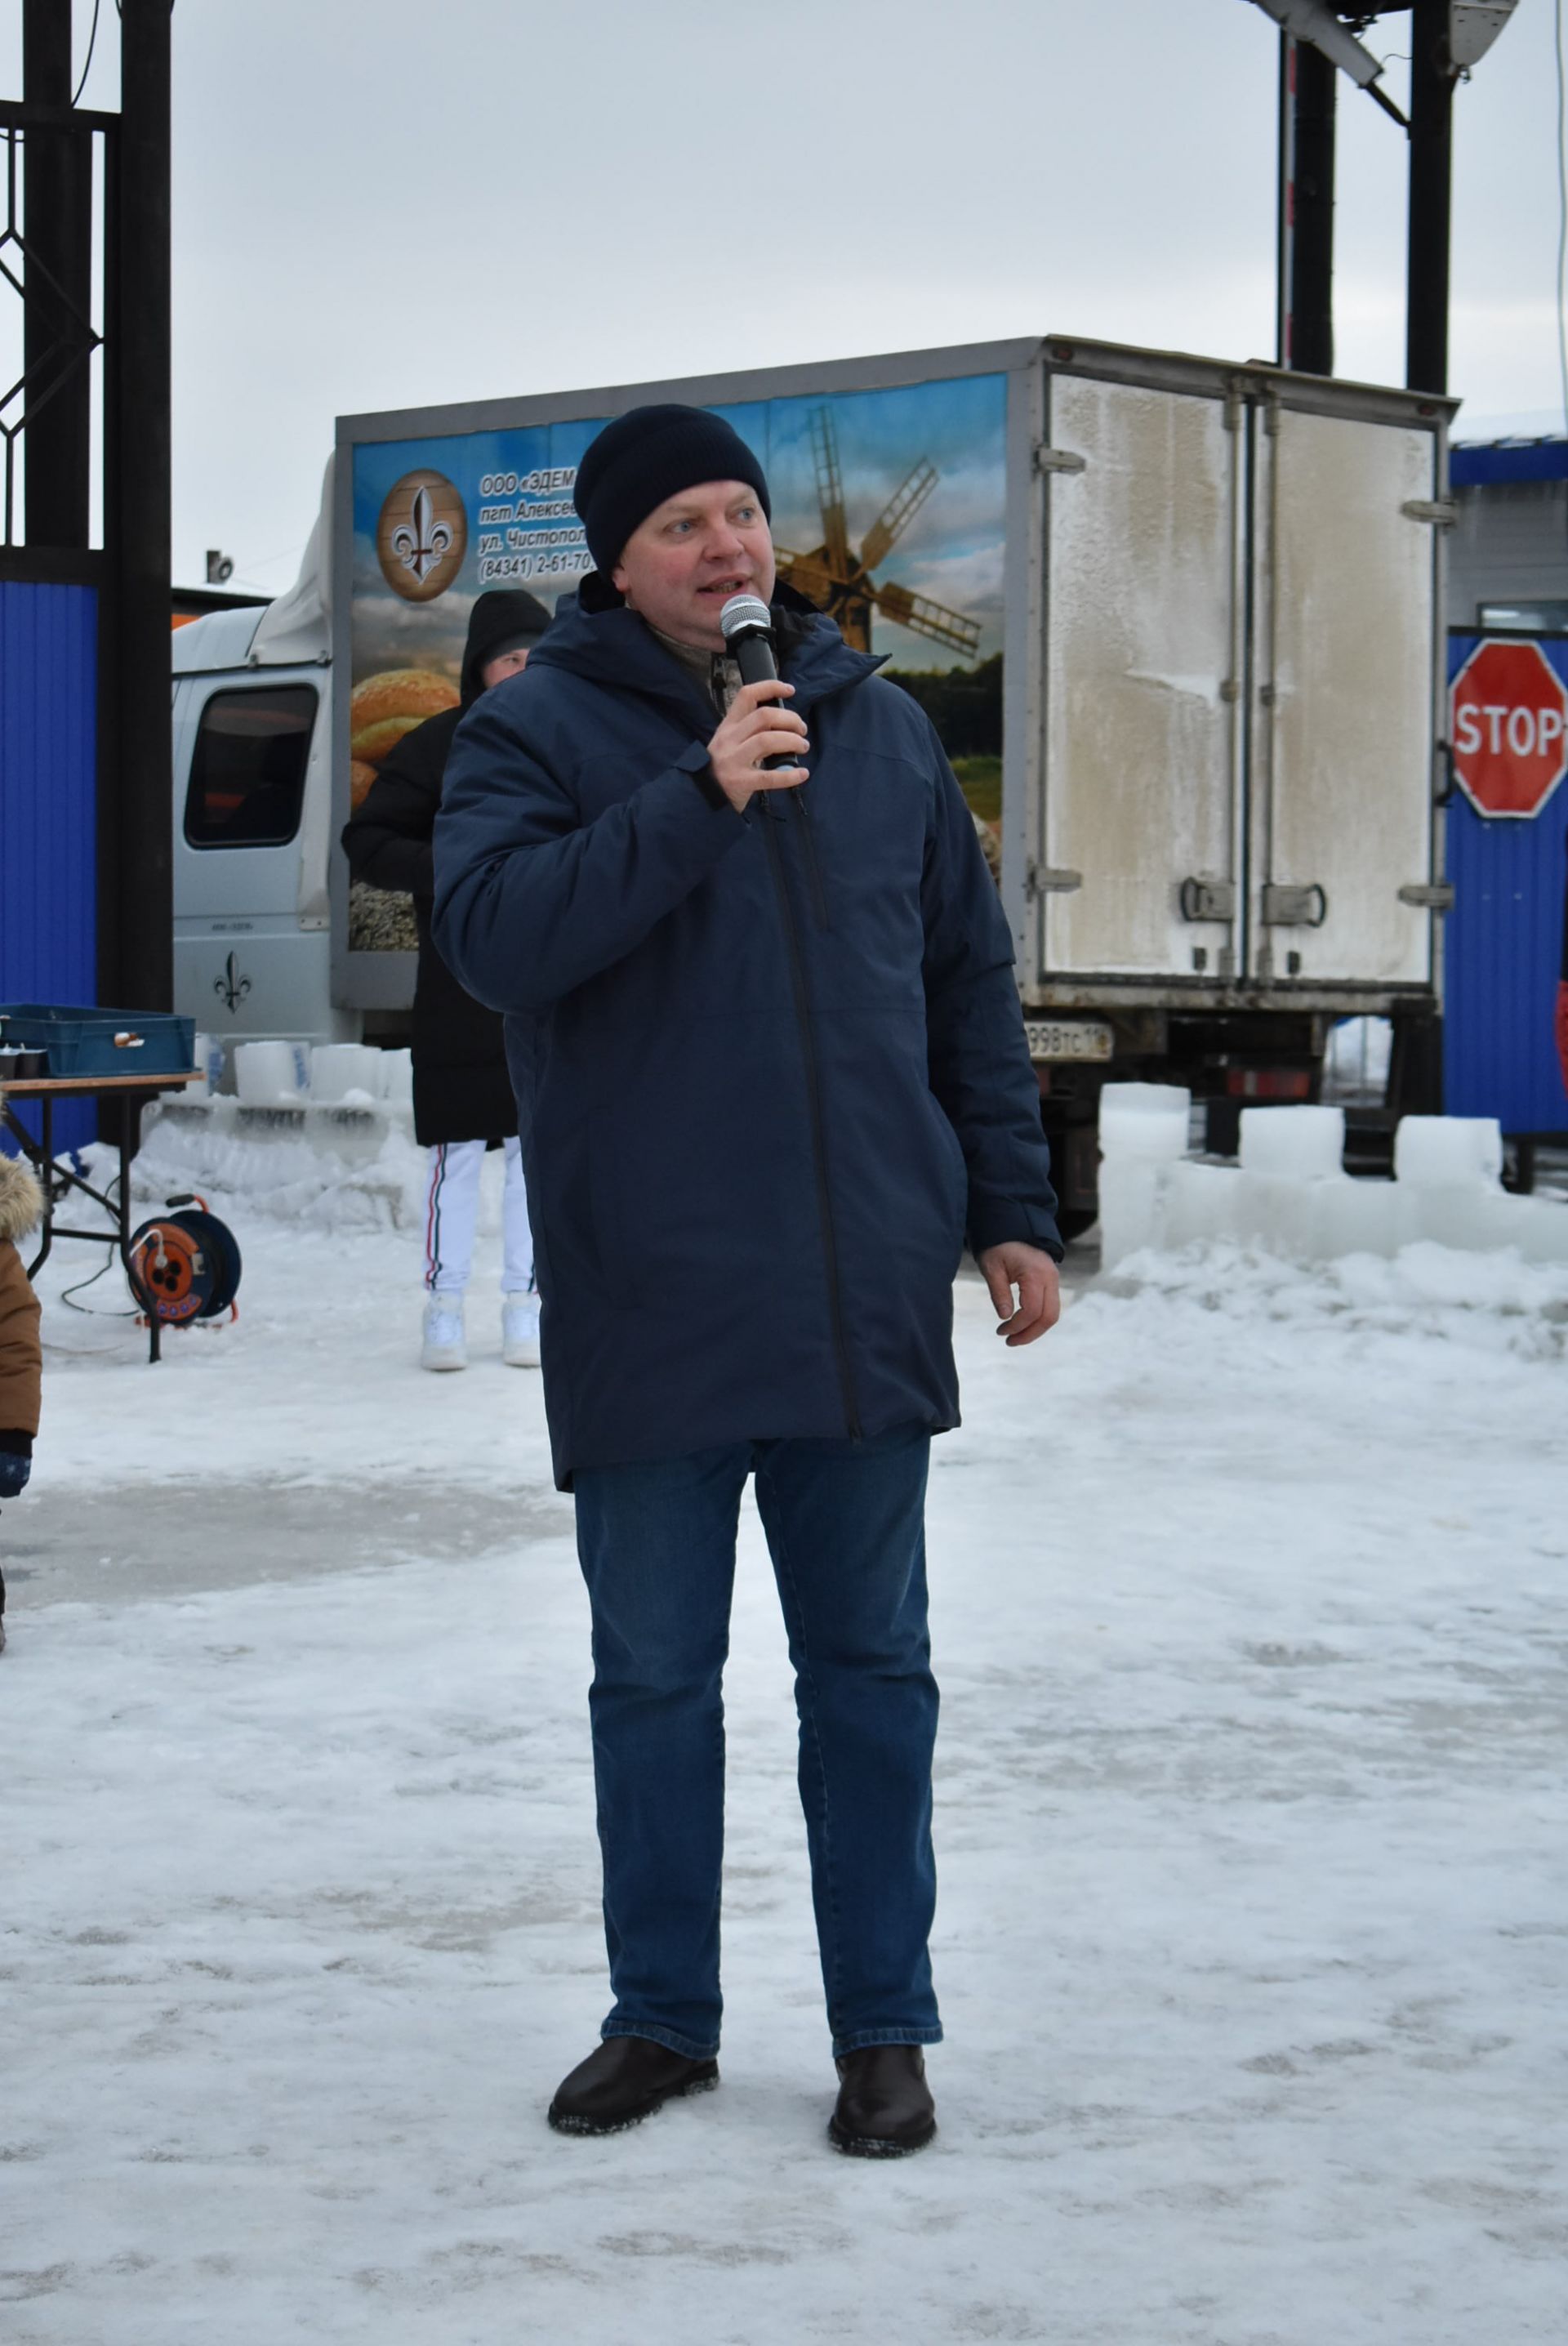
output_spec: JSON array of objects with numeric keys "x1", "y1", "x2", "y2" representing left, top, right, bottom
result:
[{"x1": 434, "y1": 404, "x2": 1062, "y2": 2156}]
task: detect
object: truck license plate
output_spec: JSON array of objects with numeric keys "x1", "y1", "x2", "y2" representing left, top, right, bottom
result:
[{"x1": 1025, "y1": 1019, "x2": 1113, "y2": 1064}]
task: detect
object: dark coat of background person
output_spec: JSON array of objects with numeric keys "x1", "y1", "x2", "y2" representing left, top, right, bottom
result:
[
  {"x1": 341, "y1": 591, "x2": 549, "y2": 1147},
  {"x1": 433, "y1": 583, "x2": 1061, "y2": 1490}
]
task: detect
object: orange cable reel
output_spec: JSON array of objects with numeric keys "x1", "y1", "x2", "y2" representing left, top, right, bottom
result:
[{"x1": 127, "y1": 1193, "x2": 243, "y2": 1329}]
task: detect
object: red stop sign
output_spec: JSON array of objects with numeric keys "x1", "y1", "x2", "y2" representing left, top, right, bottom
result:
[{"x1": 1452, "y1": 638, "x2": 1568, "y2": 818}]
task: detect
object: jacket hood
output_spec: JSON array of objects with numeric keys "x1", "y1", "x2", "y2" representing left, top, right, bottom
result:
[
  {"x1": 530, "y1": 575, "x2": 882, "y2": 719},
  {"x1": 0, "y1": 1145, "x2": 42, "y2": 1243},
  {"x1": 460, "y1": 588, "x2": 554, "y2": 707}
]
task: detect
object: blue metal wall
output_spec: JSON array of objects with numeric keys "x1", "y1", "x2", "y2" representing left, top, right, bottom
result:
[
  {"x1": 1, "y1": 580, "x2": 99, "y2": 1156},
  {"x1": 1450, "y1": 439, "x2": 1568, "y2": 488},
  {"x1": 1445, "y1": 631, "x2": 1568, "y2": 1134}
]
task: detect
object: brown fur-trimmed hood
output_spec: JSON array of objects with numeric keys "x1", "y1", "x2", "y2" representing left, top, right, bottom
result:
[{"x1": 0, "y1": 1147, "x2": 43, "y2": 1243}]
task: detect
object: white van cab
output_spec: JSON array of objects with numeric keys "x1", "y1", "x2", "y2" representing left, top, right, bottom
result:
[{"x1": 171, "y1": 488, "x2": 359, "y2": 1056}]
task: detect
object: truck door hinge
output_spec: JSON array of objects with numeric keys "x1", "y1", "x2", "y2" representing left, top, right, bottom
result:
[
  {"x1": 1398, "y1": 881, "x2": 1455, "y2": 912},
  {"x1": 1401, "y1": 498, "x2": 1458, "y2": 526},
  {"x1": 1260, "y1": 882, "x2": 1328, "y2": 928},
  {"x1": 1027, "y1": 860, "x2": 1084, "y2": 898},
  {"x1": 1033, "y1": 446, "x2": 1087, "y2": 476}
]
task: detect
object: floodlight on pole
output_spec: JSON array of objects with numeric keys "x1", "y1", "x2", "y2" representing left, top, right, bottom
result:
[
  {"x1": 1447, "y1": 3, "x2": 1518, "y2": 73},
  {"x1": 1244, "y1": 0, "x2": 1410, "y2": 124}
]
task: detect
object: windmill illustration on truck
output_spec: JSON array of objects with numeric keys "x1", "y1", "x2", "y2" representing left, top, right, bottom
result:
[{"x1": 773, "y1": 406, "x2": 980, "y2": 661}]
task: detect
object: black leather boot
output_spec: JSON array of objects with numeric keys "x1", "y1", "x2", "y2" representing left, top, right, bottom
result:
[
  {"x1": 828, "y1": 2045, "x2": 937, "y2": 2157},
  {"x1": 547, "y1": 2036, "x2": 719, "y2": 2136}
]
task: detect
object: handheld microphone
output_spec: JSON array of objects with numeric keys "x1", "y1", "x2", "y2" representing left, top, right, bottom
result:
[{"x1": 719, "y1": 593, "x2": 795, "y2": 772}]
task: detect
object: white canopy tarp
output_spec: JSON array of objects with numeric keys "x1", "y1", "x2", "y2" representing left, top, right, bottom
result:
[{"x1": 250, "y1": 455, "x2": 333, "y2": 667}]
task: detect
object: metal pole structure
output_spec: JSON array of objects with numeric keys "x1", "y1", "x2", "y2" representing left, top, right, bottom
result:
[
  {"x1": 109, "y1": 0, "x2": 173, "y2": 1013},
  {"x1": 22, "y1": 0, "x2": 92, "y2": 547},
  {"x1": 1402, "y1": 0, "x2": 1450, "y2": 1110},
  {"x1": 1406, "y1": 0, "x2": 1455, "y2": 393},
  {"x1": 1290, "y1": 33, "x2": 1337, "y2": 376},
  {"x1": 1276, "y1": 32, "x2": 1297, "y2": 366}
]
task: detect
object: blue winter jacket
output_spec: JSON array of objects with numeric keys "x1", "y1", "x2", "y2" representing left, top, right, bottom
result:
[{"x1": 433, "y1": 584, "x2": 1060, "y2": 1487}]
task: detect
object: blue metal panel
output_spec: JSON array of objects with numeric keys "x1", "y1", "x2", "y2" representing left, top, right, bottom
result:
[
  {"x1": 1, "y1": 582, "x2": 98, "y2": 1156},
  {"x1": 1445, "y1": 631, "x2": 1568, "y2": 1134},
  {"x1": 1451, "y1": 439, "x2": 1568, "y2": 488}
]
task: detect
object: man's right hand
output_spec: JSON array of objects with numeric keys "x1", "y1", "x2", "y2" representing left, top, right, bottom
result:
[{"x1": 706, "y1": 679, "x2": 809, "y2": 810}]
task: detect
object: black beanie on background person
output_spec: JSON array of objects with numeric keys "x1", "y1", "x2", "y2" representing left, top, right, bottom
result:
[
  {"x1": 459, "y1": 587, "x2": 554, "y2": 704},
  {"x1": 572, "y1": 404, "x2": 771, "y2": 576}
]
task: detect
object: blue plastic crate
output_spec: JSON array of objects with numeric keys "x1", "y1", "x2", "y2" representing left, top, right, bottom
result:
[{"x1": 0, "y1": 1003, "x2": 196, "y2": 1080}]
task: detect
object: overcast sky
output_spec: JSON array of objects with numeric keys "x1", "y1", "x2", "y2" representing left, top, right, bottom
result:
[{"x1": 7, "y1": 0, "x2": 1563, "y2": 593}]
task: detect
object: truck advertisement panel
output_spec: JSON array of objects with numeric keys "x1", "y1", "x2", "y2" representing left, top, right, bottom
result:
[{"x1": 345, "y1": 372, "x2": 1007, "y2": 955}]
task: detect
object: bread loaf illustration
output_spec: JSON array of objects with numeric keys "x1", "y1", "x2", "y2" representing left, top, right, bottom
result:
[
  {"x1": 350, "y1": 667, "x2": 459, "y2": 734},
  {"x1": 351, "y1": 715, "x2": 430, "y2": 766},
  {"x1": 350, "y1": 668, "x2": 460, "y2": 769},
  {"x1": 350, "y1": 758, "x2": 379, "y2": 810}
]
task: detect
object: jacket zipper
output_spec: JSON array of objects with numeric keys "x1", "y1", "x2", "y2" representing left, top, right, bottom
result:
[
  {"x1": 759, "y1": 805, "x2": 862, "y2": 1439},
  {"x1": 791, "y1": 791, "x2": 830, "y2": 929}
]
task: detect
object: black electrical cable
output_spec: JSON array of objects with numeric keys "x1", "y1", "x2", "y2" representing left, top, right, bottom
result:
[
  {"x1": 72, "y1": 0, "x2": 175, "y2": 110},
  {"x1": 60, "y1": 1245, "x2": 138, "y2": 1316},
  {"x1": 72, "y1": 0, "x2": 103, "y2": 105},
  {"x1": 57, "y1": 1169, "x2": 138, "y2": 1316}
]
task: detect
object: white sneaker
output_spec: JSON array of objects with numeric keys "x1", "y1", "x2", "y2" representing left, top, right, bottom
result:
[
  {"x1": 501, "y1": 1291, "x2": 541, "y2": 1367},
  {"x1": 421, "y1": 1292, "x2": 467, "y2": 1371}
]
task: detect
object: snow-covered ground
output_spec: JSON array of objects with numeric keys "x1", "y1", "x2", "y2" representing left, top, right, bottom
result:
[{"x1": 4, "y1": 1193, "x2": 1566, "y2": 2344}]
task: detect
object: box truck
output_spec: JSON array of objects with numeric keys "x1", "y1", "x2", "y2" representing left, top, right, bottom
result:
[{"x1": 172, "y1": 336, "x2": 1454, "y2": 1232}]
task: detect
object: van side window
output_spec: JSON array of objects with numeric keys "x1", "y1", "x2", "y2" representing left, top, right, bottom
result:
[{"x1": 185, "y1": 685, "x2": 318, "y2": 849}]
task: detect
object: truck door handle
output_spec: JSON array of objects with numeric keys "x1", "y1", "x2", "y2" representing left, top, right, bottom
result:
[
  {"x1": 1260, "y1": 883, "x2": 1328, "y2": 928},
  {"x1": 1179, "y1": 877, "x2": 1236, "y2": 922}
]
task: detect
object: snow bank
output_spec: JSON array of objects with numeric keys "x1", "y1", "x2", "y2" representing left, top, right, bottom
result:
[
  {"x1": 1094, "y1": 1234, "x2": 1568, "y2": 1363},
  {"x1": 118, "y1": 1099, "x2": 433, "y2": 1233},
  {"x1": 1099, "y1": 1093, "x2": 1568, "y2": 1273}
]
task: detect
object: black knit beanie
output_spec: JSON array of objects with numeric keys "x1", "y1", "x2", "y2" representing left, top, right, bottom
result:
[
  {"x1": 572, "y1": 404, "x2": 771, "y2": 575},
  {"x1": 460, "y1": 587, "x2": 553, "y2": 702}
]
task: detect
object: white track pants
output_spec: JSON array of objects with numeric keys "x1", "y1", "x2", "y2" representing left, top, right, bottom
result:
[{"x1": 422, "y1": 1136, "x2": 535, "y2": 1296}]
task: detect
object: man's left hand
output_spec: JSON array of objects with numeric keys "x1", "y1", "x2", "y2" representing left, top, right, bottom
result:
[{"x1": 977, "y1": 1242, "x2": 1061, "y2": 1346}]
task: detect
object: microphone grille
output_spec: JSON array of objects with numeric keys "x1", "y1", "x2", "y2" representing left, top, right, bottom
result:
[{"x1": 719, "y1": 592, "x2": 773, "y2": 641}]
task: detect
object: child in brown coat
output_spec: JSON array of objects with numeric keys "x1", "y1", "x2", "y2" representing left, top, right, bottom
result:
[{"x1": 0, "y1": 1138, "x2": 43, "y2": 1653}]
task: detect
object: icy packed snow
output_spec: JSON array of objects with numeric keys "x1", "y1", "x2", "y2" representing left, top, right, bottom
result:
[{"x1": 3, "y1": 1194, "x2": 1566, "y2": 2344}]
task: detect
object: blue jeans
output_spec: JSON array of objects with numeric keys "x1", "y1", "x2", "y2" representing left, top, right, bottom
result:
[{"x1": 572, "y1": 1423, "x2": 941, "y2": 2061}]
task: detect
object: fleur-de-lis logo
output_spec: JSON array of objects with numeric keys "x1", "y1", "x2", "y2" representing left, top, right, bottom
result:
[
  {"x1": 213, "y1": 952, "x2": 252, "y2": 1014},
  {"x1": 376, "y1": 468, "x2": 466, "y2": 604},
  {"x1": 391, "y1": 484, "x2": 454, "y2": 585}
]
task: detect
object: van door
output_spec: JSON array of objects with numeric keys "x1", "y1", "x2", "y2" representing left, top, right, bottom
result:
[{"x1": 172, "y1": 673, "x2": 336, "y2": 1046}]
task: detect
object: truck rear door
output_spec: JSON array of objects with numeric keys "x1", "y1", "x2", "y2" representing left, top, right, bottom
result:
[
  {"x1": 1037, "y1": 367, "x2": 1243, "y2": 983},
  {"x1": 1250, "y1": 402, "x2": 1439, "y2": 987},
  {"x1": 1030, "y1": 350, "x2": 1446, "y2": 1009}
]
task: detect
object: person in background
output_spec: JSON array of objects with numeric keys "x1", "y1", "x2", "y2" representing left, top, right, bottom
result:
[
  {"x1": 0, "y1": 1131, "x2": 44, "y2": 1653},
  {"x1": 343, "y1": 590, "x2": 552, "y2": 1371}
]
